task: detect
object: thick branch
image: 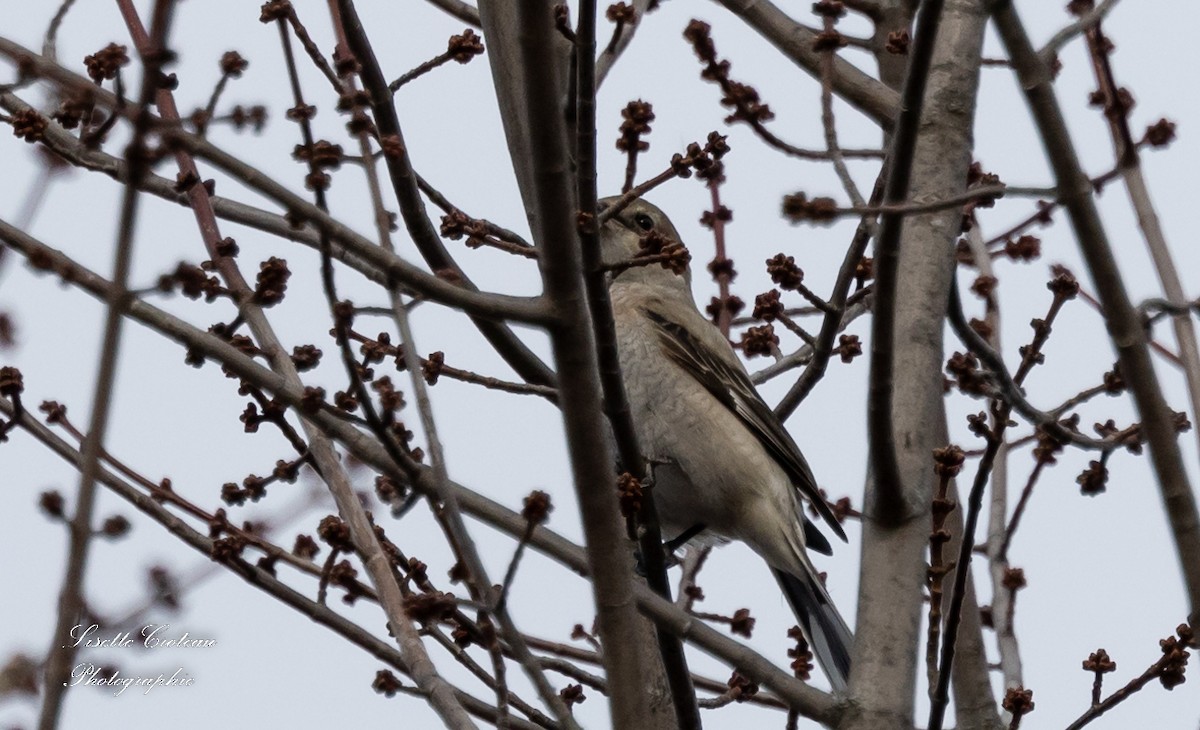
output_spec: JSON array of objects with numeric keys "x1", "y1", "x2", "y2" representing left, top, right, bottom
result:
[
  {"x1": 866, "y1": 0, "x2": 949, "y2": 527},
  {"x1": 848, "y1": 2, "x2": 989, "y2": 729},
  {"x1": 576, "y1": 2, "x2": 698, "y2": 727},
  {"x1": 475, "y1": 3, "x2": 653, "y2": 727},
  {"x1": 716, "y1": 0, "x2": 900, "y2": 127}
]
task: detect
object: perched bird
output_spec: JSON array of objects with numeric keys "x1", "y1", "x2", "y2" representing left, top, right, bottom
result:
[{"x1": 598, "y1": 196, "x2": 854, "y2": 691}]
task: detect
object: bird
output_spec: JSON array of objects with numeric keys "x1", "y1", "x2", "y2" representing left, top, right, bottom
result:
[{"x1": 597, "y1": 195, "x2": 854, "y2": 692}]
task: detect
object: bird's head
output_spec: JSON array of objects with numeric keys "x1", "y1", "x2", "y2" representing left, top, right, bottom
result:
[{"x1": 597, "y1": 196, "x2": 693, "y2": 293}]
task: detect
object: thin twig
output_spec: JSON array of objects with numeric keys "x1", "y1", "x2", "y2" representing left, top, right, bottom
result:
[
  {"x1": 818, "y1": 12, "x2": 866, "y2": 210},
  {"x1": 335, "y1": 1, "x2": 557, "y2": 391},
  {"x1": 1081, "y1": 6, "x2": 1200, "y2": 488},
  {"x1": 595, "y1": 0, "x2": 652, "y2": 87},
  {"x1": 1049, "y1": 383, "x2": 1110, "y2": 419},
  {"x1": 37, "y1": 5, "x2": 174, "y2": 727},
  {"x1": 416, "y1": 172, "x2": 534, "y2": 249},
  {"x1": 708, "y1": 181, "x2": 734, "y2": 338},
  {"x1": 756, "y1": 291, "x2": 873, "y2": 387},
  {"x1": 42, "y1": 0, "x2": 78, "y2": 61},
  {"x1": 964, "y1": 223, "x2": 1024, "y2": 690},
  {"x1": 848, "y1": 184, "x2": 1004, "y2": 216},
  {"x1": 390, "y1": 48, "x2": 459, "y2": 91},
  {"x1": 928, "y1": 429, "x2": 1000, "y2": 730},
  {"x1": 1038, "y1": 0, "x2": 1122, "y2": 63},
  {"x1": 947, "y1": 284, "x2": 1110, "y2": 451},
  {"x1": 1, "y1": 399, "x2": 542, "y2": 730},
  {"x1": 992, "y1": 0, "x2": 1200, "y2": 627},
  {"x1": 1072, "y1": 282, "x2": 1182, "y2": 366},
  {"x1": 281, "y1": 5, "x2": 345, "y2": 93},
  {"x1": 0, "y1": 219, "x2": 839, "y2": 723},
  {"x1": 597, "y1": 167, "x2": 684, "y2": 223},
  {"x1": 1064, "y1": 638, "x2": 1187, "y2": 730},
  {"x1": 429, "y1": 362, "x2": 557, "y2": 398},
  {"x1": 195, "y1": 54, "x2": 245, "y2": 136},
  {"x1": 997, "y1": 458, "x2": 1050, "y2": 562}
]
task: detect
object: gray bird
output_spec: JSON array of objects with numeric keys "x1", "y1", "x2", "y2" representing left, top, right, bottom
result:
[{"x1": 598, "y1": 196, "x2": 854, "y2": 691}]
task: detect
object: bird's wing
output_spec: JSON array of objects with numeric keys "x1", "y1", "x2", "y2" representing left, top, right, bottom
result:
[{"x1": 645, "y1": 308, "x2": 847, "y2": 542}]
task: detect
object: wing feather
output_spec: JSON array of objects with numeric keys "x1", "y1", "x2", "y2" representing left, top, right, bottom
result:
[{"x1": 646, "y1": 308, "x2": 847, "y2": 543}]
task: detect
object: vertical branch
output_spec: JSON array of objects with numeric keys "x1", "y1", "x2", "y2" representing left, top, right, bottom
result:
[
  {"x1": 1080, "y1": 13, "x2": 1200, "y2": 469},
  {"x1": 936, "y1": 267, "x2": 1080, "y2": 728},
  {"x1": 708, "y1": 181, "x2": 734, "y2": 340},
  {"x1": 925, "y1": 428, "x2": 999, "y2": 730},
  {"x1": 476, "y1": 3, "x2": 654, "y2": 727},
  {"x1": 595, "y1": 0, "x2": 652, "y2": 86},
  {"x1": 42, "y1": 0, "x2": 79, "y2": 61},
  {"x1": 925, "y1": 447, "x2": 962, "y2": 692},
  {"x1": 576, "y1": 2, "x2": 699, "y2": 727},
  {"x1": 965, "y1": 226, "x2": 1024, "y2": 690},
  {"x1": 927, "y1": 401, "x2": 1000, "y2": 730},
  {"x1": 37, "y1": 4, "x2": 175, "y2": 728},
  {"x1": 328, "y1": 4, "x2": 571, "y2": 725},
  {"x1": 846, "y1": 2, "x2": 989, "y2": 730},
  {"x1": 866, "y1": 0, "x2": 946, "y2": 525},
  {"x1": 991, "y1": 0, "x2": 1200, "y2": 629},
  {"x1": 818, "y1": 6, "x2": 867, "y2": 210}
]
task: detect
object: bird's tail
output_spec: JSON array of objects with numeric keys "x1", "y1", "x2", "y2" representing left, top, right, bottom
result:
[{"x1": 774, "y1": 567, "x2": 853, "y2": 693}]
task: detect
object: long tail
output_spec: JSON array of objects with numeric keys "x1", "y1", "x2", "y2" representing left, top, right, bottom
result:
[{"x1": 774, "y1": 567, "x2": 853, "y2": 693}]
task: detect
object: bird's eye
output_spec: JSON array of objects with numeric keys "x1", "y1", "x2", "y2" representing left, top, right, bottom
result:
[{"x1": 634, "y1": 213, "x2": 654, "y2": 231}]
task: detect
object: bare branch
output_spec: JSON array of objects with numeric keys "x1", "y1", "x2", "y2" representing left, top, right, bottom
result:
[
  {"x1": 426, "y1": 0, "x2": 481, "y2": 28},
  {"x1": 1079, "y1": 10, "x2": 1200, "y2": 498},
  {"x1": 1037, "y1": 0, "x2": 1121, "y2": 63},
  {"x1": 595, "y1": 0, "x2": 653, "y2": 87},
  {"x1": 0, "y1": 400, "x2": 545, "y2": 730},
  {"x1": 716, "y1": 0, "x2": 900, "y2": 127},
  {"x1": 0, "y1": 42, "x2": 553, "y2": 328},
  {"x1": 851, "y1": 1, "x2": 990, "y2": 728},
  {"x1": 866, "y1": 0, "x2": 953, "y2": 528},
  {"x1": 39, "y1": 6, "x2": 176, "y2": 726},
  {"x1": 992, "y1": 0, "x2": 1200, "y2": 628},
  {"x1": 476, "y1": 3, "x2": 657, "y2": 727},
  {"x1": 577, "y1": 2, "x2": 700, "y2": 726}
]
